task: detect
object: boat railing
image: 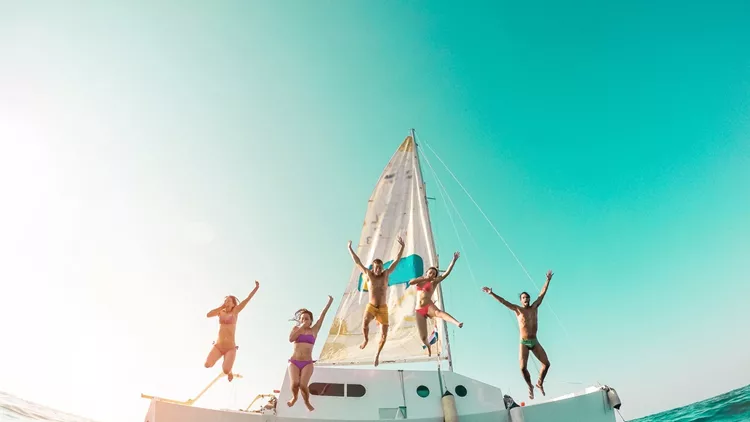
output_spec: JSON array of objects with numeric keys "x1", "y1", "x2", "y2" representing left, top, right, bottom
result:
[{"x1": 140, "y1": 372, "x2": 243, "y2": 406}]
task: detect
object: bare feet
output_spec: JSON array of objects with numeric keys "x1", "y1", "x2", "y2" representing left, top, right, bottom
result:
[
  {"x1": 359, "y1": 339, "x2": 368, "y2": 350},
  {"x1": 227, "y1": 373, "x2": 233, "y2": 382},
  {"x1": 536, "y1": 381, "x2": 545, "y2": 396},
  {"x1": 374, "y1": 355, "x2": 380, "y2": 367},
  {"x1": 287, "y1": 397, "x2": 297, "y2": 407},
  {"x1": 528, "y1": 385, "x2": 534, "y2": 400},
  {"x1": 304, "y1": 400, "x2": 315, "y2": 411},
  {"x1": 426, "y1": 346, "x2": 432, "y2": 357}
]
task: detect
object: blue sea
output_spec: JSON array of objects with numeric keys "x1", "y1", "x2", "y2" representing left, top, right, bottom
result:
[{"x1": 1, "y1": 384, "x2": 748, "y2": 421}]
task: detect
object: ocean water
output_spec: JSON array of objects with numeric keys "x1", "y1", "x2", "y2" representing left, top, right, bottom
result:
[
  {"x1": 1, "y1": 384, "x2": 748, "y2": 421},
  {"x1": 0, "y1": 392, "x2": 99, "y2": 422},
  {"x1": 632, "y1": 384, "x2": 750, "y2": 422}
]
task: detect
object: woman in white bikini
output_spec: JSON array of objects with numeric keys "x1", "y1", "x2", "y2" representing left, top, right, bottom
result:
[
  {"x1": 410, "y1": 252, "x2": 463, "y2": 355},
  {"x1": 204, "y1": 280, "x2": 260, "y2": 381}
]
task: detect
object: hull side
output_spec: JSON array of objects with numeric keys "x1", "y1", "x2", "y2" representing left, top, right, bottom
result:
[
  {"x1": 522, "y1": 386, "x2": 616, "y2": 422},
  {"x1": 145, "y1": 367, "x2": 617, "y2": 422}
]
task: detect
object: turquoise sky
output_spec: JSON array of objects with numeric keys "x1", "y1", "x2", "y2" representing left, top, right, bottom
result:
[{"x1": 1, "y1": 2, "x2": 749, "y2": 422}]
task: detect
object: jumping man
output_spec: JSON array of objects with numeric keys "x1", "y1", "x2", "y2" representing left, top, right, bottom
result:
[
  {"x1": 347, "y1": 236, "x2": 405, "y2": 366},
  {"x1": 482, "y1": 270, "x2": 554, "y2": 400}
]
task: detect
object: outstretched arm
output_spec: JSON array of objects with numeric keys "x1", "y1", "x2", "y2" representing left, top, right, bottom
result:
[
  {"x1": 234, "y1": 280, "x2": 260, "y2": 314},
  {"x1": 435, "y1": 251, "x2": 460, "y2": 284},
  {"x1": 385, "y1": 236, "x2": 406, "y2": 275},
  {"x1": 313, "y1": 295, "x2": 334, "y2": 333},
  {"x1": 482, "y1": 287, "x2": 518, "y2": 312},
  {"x1": 348, "y1": 241, "x2": 370, "y2": 275},
  {"x1": 532, "y1": 270, "x2": 553, "y2": 308}
]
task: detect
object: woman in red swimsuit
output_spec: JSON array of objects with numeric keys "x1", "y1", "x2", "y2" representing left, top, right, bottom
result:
[
  {"x1": 410, "y1": 252, "x2": 463, "y2": 355},
  {"x1": 287, "y1": 295, "x2": 334, "y2": 412},
  {"x1": 204, "y1": 280, "x2": 260, "y2": 381}
]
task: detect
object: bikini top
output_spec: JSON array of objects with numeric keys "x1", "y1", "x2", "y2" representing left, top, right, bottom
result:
[
  {"x1": 416, "y1": 281, "x2": 433, "y2": 292},
  {"x1": 295, "y1": 333, "x2": 316, "y2": 345},
  {"x1": 219, "y1": 312, "x2": 237, "y2": 325}
]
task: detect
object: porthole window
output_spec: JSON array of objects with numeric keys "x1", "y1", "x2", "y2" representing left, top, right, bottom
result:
[
  {"x1": 347, "y1": 384, "x2": 366, "y2": 397},
  {"x1": 455, "y1": 385, "x2": 467, "y2": 397},
  {"x1": 416, "y1": 385, "x2": 430, "y2": 398},
  {"x1": 309, "y1": 383, "x2": 345, "y2": 397}
]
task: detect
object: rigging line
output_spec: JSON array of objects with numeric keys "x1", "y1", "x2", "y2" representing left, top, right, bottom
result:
[
  {"x1": 421, "y1": 144, "x2": 543, "y2": 377},
  {"x1": 416, "y1": 157, "x2": 553, "y2": 371},
  {"x1": 419, "y1": 137, "x2": 540, "y2": 289},
  {"x1": 423, "y1": 142, "x2": 585, "y2": 389},
  {"x1": 417, "y1": 135, "x2": 571, "y2": 339},
  {"x1": 424, "y1": 180, "x2": 454, "y2": 370},
  {"x1": 420, "y1": 145, "x2": 463, "y2": 371},
  {"x1": 421, "y1": 146, "x2": 479, "y2": 369},
  {"x1": 419, "y1": 145, "x2": 480, "y2": 289},
  {"x1": 616, "y1": 409, "x2": 628, "y2": 422},
  {"x1": 418, "y1": 140, "x2": 597, "y2": 388},
  {"x1": 426, "y1": 160, "x2": 481, "y2": 252},
  {"x1": 421, "y1": 144, "x2": 543, "y2": 376}
]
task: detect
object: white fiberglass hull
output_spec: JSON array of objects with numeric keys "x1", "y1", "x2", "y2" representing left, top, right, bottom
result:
[{"x1": 144, "y1": 366, "x2": 618, "y2": 422}]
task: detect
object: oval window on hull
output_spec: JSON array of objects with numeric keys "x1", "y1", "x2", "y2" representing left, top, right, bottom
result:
[
  {"x1": 309, "y1": 383, "x2": 345, "y2": 397},
  {"x1": 347, "y1": 384, "x2": 366, "y2": 397},
  {"x1": 416, "y1": 385, "x2": 430, "y2": 398}
]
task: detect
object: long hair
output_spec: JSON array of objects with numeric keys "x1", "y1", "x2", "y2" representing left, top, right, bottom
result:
[{"x1": 291, "y1": 308, "x2": 314, "y2": 325}]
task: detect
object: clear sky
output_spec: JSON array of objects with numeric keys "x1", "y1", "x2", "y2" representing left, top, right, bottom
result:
[{"x1": 1, "y1": 2, "x2": 749, "y2": 422}]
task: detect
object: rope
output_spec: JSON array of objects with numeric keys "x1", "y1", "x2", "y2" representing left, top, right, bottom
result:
[
  {"x1": 420, "y1": 145, "x2": 469, "y2": 387},
  {"x1": 418, "y1": 135, "x2": 589, "y2": 389},
  {"x1": 419, "y1": 146, "x2": 480, "y2": 289},
  {"x1": 417, "y1": 134, "x2": 571, "y2": 339},
  {"x1": 419, "y1": 144, "x2": 543, "y2": 377}
]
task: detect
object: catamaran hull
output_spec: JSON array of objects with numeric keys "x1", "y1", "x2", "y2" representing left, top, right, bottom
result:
[{"x1": 144, "y1": 367, "x2": 618, "y2": 422}]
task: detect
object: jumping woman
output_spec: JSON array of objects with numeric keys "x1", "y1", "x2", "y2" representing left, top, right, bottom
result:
[
  {"x1": 409, "y1": 252, "x2": 463, "y2": 355},
  {"x1": 287, "y1": 295, "x2": 334, "y2": 412},
  {"x1": 204, "y1": 280, "x2": 260, "y2": 381}
]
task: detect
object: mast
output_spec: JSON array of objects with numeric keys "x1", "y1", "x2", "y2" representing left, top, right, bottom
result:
[
  {"x1": 318, "y1": 129, "x2": 455, "y2": 367},
  {"x1": 411, "y1": 128, "x2": 454, "y2": 372}
]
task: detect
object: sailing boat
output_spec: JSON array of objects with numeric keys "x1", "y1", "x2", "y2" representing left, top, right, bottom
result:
[{"x1": 142, "y1": 130, "x2": 623, "y2": 422}]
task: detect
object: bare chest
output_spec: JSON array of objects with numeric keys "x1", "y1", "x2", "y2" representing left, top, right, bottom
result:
[
  {"x1": 368, "y1": 275, "x2": 387, "y2": 289},
  {"x1": 516, "y1": 308, "x2": 538, "y2": 325}
]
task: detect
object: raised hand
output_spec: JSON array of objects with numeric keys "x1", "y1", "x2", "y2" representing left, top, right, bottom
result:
[
  {"x1": 397, "y1": 236, "x2": 404, "y2": 246},
  {"x1": 254, "y1": 280, "x2": 260, "y2": 289},
  {"x1": 482, "y1": 286, "x2": 493, "y2": 294},
  {"x1": 454, "y1": 251, "x2": 460, "y2": 260},
  {"x1": 348, "y1": 240, "x2": 353, "y2": 249},
  {"x1": 546, "y1": 270, "x2": 554, "y2": 280},
  {"x1": 327, "y1": 295, "x2": 333, "y2": 302}
]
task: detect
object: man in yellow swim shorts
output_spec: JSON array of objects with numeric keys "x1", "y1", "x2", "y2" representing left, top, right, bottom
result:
[{"x1": 347, "y1": 236, "x2": 405, "y2": 366}]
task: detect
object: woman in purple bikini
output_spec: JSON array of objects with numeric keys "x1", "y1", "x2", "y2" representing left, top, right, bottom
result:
[
  {"x1": 287, "y1": 295, "x2": 334, "y2": 411},
  {"x1": 204, "y1": 280, "x2": 260, "y2": 381}
]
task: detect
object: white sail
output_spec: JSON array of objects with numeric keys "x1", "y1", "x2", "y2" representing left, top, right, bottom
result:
[{"x1": 318, "y1": 134, "x2": 449, "y2": 366}]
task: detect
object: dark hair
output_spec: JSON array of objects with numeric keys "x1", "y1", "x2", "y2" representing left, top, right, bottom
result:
[
  {"x1": 226, "y1": 295, "x2": 239, "y2": 305},
  {"x1": 372, "y1": 258, "x2": 383, "y2": 265},
  {"x1": 293, "y1": 308, "x2": 314, "y2": 324},
  {"x1": 427, "y1": 266, "x2": 438, "y2": 276},
  {"x1": 519, "y1": 292, "x2": 530, "y2": 299}
]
